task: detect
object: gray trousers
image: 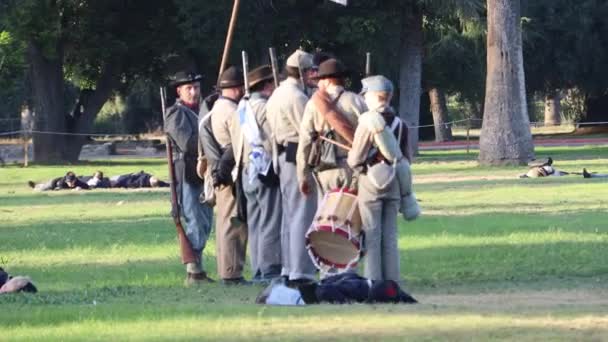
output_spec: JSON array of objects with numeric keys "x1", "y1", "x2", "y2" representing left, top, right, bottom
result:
[
  {"x1": 34, "y1": 177, "x2": 62, "y2": 191},
  {"x1": 242, "y1": 167, "x2": 282, "y2": 279},
  {"x1": 358, "y1": 175, "x2": 401, "y2": 282},
  {"x1": 180, "y1": 180, "x2": 214, "y2": 272},
  {"x1": 278, "y1": 153, "x2": 318, "y2": 280}
]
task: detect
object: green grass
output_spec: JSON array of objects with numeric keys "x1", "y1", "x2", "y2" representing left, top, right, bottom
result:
[{"x1": 1, "y1": 146, "x2": 607, "y2": 341}]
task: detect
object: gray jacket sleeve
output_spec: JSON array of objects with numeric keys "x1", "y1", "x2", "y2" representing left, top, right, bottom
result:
[
  {"x1": 164, "y1": 105, "x2": 196, "y2": 155},
  {"x1": 200, "y1": 115, "x2": 223, "y2": 163}
]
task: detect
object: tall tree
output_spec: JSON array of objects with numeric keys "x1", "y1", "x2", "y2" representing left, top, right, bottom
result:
[
  {"x1": 1, "y1": 0, "x2": 179, "y2": 162},
  {"x1": 0, "y1": 29, "x2": 26, "y2": 128},
  {"x1": 423, "y1": 15, "x2": 486, "y2": 141},
  {"x1": 543, "y1": 92, "x2": 561, "y2": 126},
  {"x1": 479, "y1": 0, "x2": 533, "y2": 165},
  {"x1": 523, "y1": 0, "x2": 608, "y2": 125}
]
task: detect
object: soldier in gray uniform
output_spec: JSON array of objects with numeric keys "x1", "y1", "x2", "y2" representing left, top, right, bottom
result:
[
  {"x1": 231, "y1": 65, "x2": 282, "y2": 283},
  {"x1": 347, "y1": 75, "x2": 418, "y2": 282},
  {"x1": 296, "y1": 58, "x2": 367, "y2": 194},
  {"x1": 164, "y1": 71, "x2": 214, "y2": 285},
  {"x1": 267, "y1": 50, "x2": 318, "y2": 283},
  {"x1": 201, "y1": 66, "x2": 250, "y2": 285}
]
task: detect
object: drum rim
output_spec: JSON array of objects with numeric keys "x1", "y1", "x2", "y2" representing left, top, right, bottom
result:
[
  {"x1": 308, "y1": 224, "x2": 362, "y2": 247},
  {"x1": 313, "y1": 254, "x2": 358, "y2": 269},
  {"x1": 305, "y1": 225, "x2": 364, "y2": 269}
]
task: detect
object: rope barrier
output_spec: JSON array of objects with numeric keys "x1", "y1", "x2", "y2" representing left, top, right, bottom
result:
[
  {"x1": 0, "y1": 119, "x2": 606, "y2": 137},
  {"x1": 0, "y1": 130, "x2": 140, "y2": 138}
]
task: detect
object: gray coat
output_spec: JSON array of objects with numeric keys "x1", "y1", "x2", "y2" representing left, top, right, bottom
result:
[{"x1": 164, "y1": 100, "x2": 200, "y2": 185}]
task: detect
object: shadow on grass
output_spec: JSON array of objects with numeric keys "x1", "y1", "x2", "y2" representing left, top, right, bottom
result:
[
  {"x1": 0, "y1": 217, "x2": 178, "y2": 252},
  {"x1": 3, "y1": 233, "x2": 606, "y2": 298},
  {"x1": 401, "y1": 240, "x2": 608, "y2": 288},
  {"x1": 1, "y1": 189, "x2": 168, "y2": 207},
  {"x1": 420, "y1": 200, "x2": 607, "y2": 213},
  {"x1": 401, "y1": 210, "x2": 608, "y2": 236},
  {"x1": 2, "y1": 209, "x2": 606, "y2": 254},
  {"x1": 417, "y1": 176, "x2": 608, "y2": 191},
  {"x1": 1, "y1": 287, "x2": 608, "y2": 342},
  {"x1": 417, "y1": 145, "x2": 608, "y2": 163}
]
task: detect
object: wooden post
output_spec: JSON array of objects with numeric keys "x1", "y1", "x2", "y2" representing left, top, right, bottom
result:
[{"x1": 466, "y1": 117, "x2": 471, "y2": 154}]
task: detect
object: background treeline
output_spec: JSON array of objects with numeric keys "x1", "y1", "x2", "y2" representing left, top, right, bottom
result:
[{"x1": 0, "y1": 0, "x2": 607, "y2": 161}]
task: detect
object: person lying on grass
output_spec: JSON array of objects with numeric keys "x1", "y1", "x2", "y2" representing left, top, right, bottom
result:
[
  {"x1": 80, "y1": 170, "x2": 112, "y2": 189},
  {"x1": 108, "y1": 170, "x2": 169, "y2": 188},
  {"x1": 28, "y1": 171, "x2": 90, "y2": 191},
  {"x1": 0, "y1": 267, "x2": 37, "y2": 294},
  {"x1": 28, "y1": 170, "x2": 169, "y2": 191},
  {"x1": 518, "y1": 157, "x2": 607, "y2": 179},
  {"x1": 256, "y1": 272, "x2": 417, "y2": 305}
]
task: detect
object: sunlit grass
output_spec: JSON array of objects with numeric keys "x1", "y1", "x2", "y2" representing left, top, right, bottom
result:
[{"x1": 0, "y1": 145, "x2": 607, "y2": 341}]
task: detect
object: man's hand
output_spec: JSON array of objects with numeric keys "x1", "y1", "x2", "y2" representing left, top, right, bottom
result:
[
  {"x1": 212, "y1": 173, "x2": 221, "y2": 188},
  {"x1": 196, "y1": 158, "x2": 207, "y2": 180},
  {"x1": 299, "y1": 180, "x2": 311, "y2": 195}
]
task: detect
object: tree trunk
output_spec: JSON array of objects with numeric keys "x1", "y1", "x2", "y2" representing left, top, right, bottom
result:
[
  {"x1": 62, "y1": 62, "x2": 122, "y2": 161},
  {"x1": 429, "y1": 87, "x2": 453, "y2": 142},
  {"x1": 544, "y1": 92, "x2": 561, "y2": 126},
  {"x1": 583, "y1": 94, "x2": 608, "y2": 125},
  {"x1": 398, "y1": 4, "x2": 423, "y2": 158},
  {"x1": 479, "y1": 0, "x2": 534, "y2": 165},
  {"x1": 28, "y1": 41, "x2": 120, "y2": 162},
  {"x1": 465, "y1": 100, "x2": 483, "y2": 129},
  {"x1": 28, "y1": 42, "x2": 66, "y2": 163}
]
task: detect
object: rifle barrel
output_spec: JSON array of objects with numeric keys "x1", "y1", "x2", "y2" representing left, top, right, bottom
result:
[
  {"x1": 242, "y1": 51, "x2": 250, "y2": 98},
  {"x1": 269, "y1": 47, "x2": 280, "y2": 88}
]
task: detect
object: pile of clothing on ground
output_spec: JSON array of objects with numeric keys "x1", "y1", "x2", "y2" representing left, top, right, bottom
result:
[
  {"x1": 256, "y1": 273, "x2": 417, "y2": 305},
  {"x1": 0, "y1": 268, "x2": 37, "y2": 294}
]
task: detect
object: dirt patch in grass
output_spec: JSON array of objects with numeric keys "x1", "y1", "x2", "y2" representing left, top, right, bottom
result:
[
  {"x1": 416, "y1": 174, "x2": 515, "y2": 184},
  {"x1": 421, "y1": 288, "x2": 608, "y2": 309}
]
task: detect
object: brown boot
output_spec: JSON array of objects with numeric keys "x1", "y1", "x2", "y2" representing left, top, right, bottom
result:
[{"x1": 185, "y1": 272, "x2": 215, "y2": 286}]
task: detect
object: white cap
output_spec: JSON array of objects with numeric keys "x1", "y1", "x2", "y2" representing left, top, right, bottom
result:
[{"x1": 286, "y1": 49, "x2": 314, "y2": 70}]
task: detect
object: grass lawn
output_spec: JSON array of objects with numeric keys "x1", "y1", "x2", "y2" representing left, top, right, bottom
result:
[{"x1": 1, "y1": 146, "x2": 607, "y2": 341}]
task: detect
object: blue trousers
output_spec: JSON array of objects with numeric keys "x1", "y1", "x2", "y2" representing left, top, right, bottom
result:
[{"x1": 180, "y1": 180, "x2": 213, "y2": 266}]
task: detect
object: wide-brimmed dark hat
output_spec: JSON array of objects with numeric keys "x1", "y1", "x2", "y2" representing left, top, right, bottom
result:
[
  {"x1": 312, "y1": 51, "x2": 335, "y2": 70},
  {"x1": 311, "y1": 58, "x2": 349, "y2": 80},
  {"x1": 218, "y1": 66, "x2": 244, "y2": 89},
  {"x1": 169, "y1": 71, "x2": 203, "y2": 88},
  {"x1": 247, "y1": 65, "x2": 274, "y2": 88}
]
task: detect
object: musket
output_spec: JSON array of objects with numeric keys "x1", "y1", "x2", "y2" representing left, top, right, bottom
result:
[
  {"x1": 160, "y1": 87, "x2": 198, "y2": 265},
  {"x1": 319, "y1": 135, "x2": 351, "y2": 151},
  {"x1": 365, "y1": 52, "x2": 372, "y2": 77},
  {"x1": 269, "y1": 47, "x2": 280, "y2": 88},
  {"x1": 242, "y1": 51, "x2": 250, "y2": 98},
  {"x1": 297, "y1": 59, "x2": 307, "y2": 94},
  {"x1": 218, "y1": 0, "x2": 241, "y2": 84}
]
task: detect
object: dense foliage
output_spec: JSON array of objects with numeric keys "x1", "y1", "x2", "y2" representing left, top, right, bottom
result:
[{"x1": 0, "y1": 0, "x2": 606, "y2": 158}]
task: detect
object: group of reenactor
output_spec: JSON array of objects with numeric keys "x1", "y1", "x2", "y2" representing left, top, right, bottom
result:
[{"x1": 164, "y1": 49, "x2": 421, "y2": 287}]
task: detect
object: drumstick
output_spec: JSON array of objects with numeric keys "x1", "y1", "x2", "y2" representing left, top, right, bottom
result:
[{"x1": 319, "y1": 135, "x2": 351, "y2": 151}]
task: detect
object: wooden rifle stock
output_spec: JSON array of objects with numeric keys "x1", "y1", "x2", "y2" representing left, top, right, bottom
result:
[{"x1": 160, "y1": 87, "x2": 197, "y2": 265}]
